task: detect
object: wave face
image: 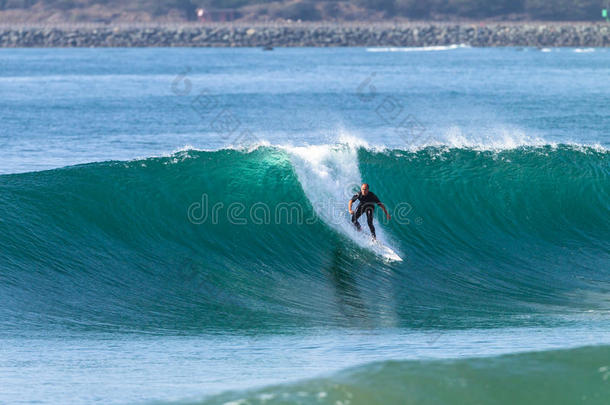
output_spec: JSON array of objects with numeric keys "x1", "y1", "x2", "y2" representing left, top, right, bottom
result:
[
  {"x1": 0, "y1": 144, "x2": 609, "y2": 332},
  {"x1": 197, "y1": 345, "x2": 610, "y2": 405}
]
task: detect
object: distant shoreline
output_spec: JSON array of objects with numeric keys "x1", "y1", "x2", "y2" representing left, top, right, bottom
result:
[{"x1": 1, "y1": 22, "x2": 609, "y2": 48}]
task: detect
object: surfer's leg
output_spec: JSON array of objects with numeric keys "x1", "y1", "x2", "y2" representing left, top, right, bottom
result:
[
  {"x1": 351, "y1": 205, "x2": 363, "y2": 231},
  {"x1": 366, "y1": 207, "x2": 376, "y2": 239}
]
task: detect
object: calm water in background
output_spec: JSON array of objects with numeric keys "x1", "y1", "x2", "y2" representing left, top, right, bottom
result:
[
  {"x1": 1, "y1": 46, "x2": 609, "y2": 174},
  {"x1": 0, "y1": 47, "x2": 609, "y2": 404}
]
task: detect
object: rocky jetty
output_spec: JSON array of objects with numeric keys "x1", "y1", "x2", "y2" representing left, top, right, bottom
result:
[{"x1": 1, "y1": 23, "x2": 609, "y2": 47}]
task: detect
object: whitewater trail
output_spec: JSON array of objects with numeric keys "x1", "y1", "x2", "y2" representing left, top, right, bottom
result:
[{"x1": 286, "y1": 141, "x2": 402, "y2": 261}]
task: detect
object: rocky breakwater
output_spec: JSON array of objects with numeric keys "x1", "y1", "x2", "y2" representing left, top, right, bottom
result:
[{"x1": 0, "y1": 23, "x2": 609, "y2": 47}]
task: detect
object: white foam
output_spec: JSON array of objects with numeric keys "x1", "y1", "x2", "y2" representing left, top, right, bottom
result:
[
  {"x1": 142, "y1": 130, "x2": 608, "y2": 164},
  {"x1": 285, "y1": 138, "x2": 402, "y2": 261},
  {"x1": 162, "y1": 123, "x2": 608, "y2": 156},
  {"x1": 366, "y1": 44, "x2": 469, "y2": 53},
  {"x1": 441, "y1": 126, "x2": 549, "y2": 151},
  {"x1": 574, "y1": 48, "x2": 595, "y2": 53}
]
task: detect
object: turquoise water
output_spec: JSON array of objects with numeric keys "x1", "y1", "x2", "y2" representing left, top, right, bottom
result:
[{"x1": 0, "y1": 47, "x2": 609, "y2": 404}]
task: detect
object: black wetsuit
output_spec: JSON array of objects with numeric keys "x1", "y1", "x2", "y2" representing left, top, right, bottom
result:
[{"x1": 350, "y1": 191, "x2": 381, "y2": 238}]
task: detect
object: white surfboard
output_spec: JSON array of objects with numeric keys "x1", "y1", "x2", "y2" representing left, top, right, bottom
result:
[
  {"x1": 350, "y1": 223, "x2": 402, "y2": 262},
  {"x1": 370, "y1": 239, "x2": 403, "y2": 262}
]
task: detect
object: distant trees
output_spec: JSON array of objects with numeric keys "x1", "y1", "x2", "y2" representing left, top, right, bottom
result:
[
  {"x1": 1, "y1": 0, "x2": 37, "y2": 8},
  {"x1": 354, "y1": 0, "x2": 395, "y2": 14},
  {"x1": 148, "y1": 0, "x2": 197, "y2": 19},
  {"x1": 273, "y1": 1, "x2": 322, "y2": 20},
  {"x1": 445, "y1": 0, "x2": 524, "y2": 18},
  {"x1": 354, "y1": 0, "x2": 603, "y2": 20},
  {"x1": 394, "y1": 0, "x2": 443, "y2": 18},
  {"x1": 524, "y1": 0, "x2": 601, "y2": 20}
]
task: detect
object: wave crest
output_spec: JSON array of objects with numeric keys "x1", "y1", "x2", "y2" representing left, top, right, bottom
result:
[{"x1": 0, "y1": 144, "x2": 608, "y2": 332}]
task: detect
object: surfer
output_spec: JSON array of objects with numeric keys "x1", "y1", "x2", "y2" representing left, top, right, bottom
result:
[{"x1": 348, "y1": 183, "x2": 391, "y2": 240}]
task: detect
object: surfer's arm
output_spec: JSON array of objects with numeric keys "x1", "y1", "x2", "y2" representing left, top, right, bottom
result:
[
  {"x1": 348, "y1": 193, "x2": 359, "y2": 215},
  {"x1": 378, "y1": 202, "x2": 391, "y2": 220}
]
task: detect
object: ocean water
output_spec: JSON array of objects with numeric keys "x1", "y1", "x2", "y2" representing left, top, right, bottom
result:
[{"x1": 0, "y1": 46, "x2": 609, "y2": 404}]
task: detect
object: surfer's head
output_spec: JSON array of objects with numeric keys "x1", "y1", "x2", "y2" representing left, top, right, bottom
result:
[{"x1": 361, "y1": 183, "x2": 369, "y2": 195}]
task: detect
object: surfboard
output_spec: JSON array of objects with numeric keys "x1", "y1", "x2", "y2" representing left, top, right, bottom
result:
[
  {"x1": 350, "y1": 222, "x2": 402, "y2": 262},
  {"x1": 371, "y1": 239, "x2": 403, "y2": 262}
]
